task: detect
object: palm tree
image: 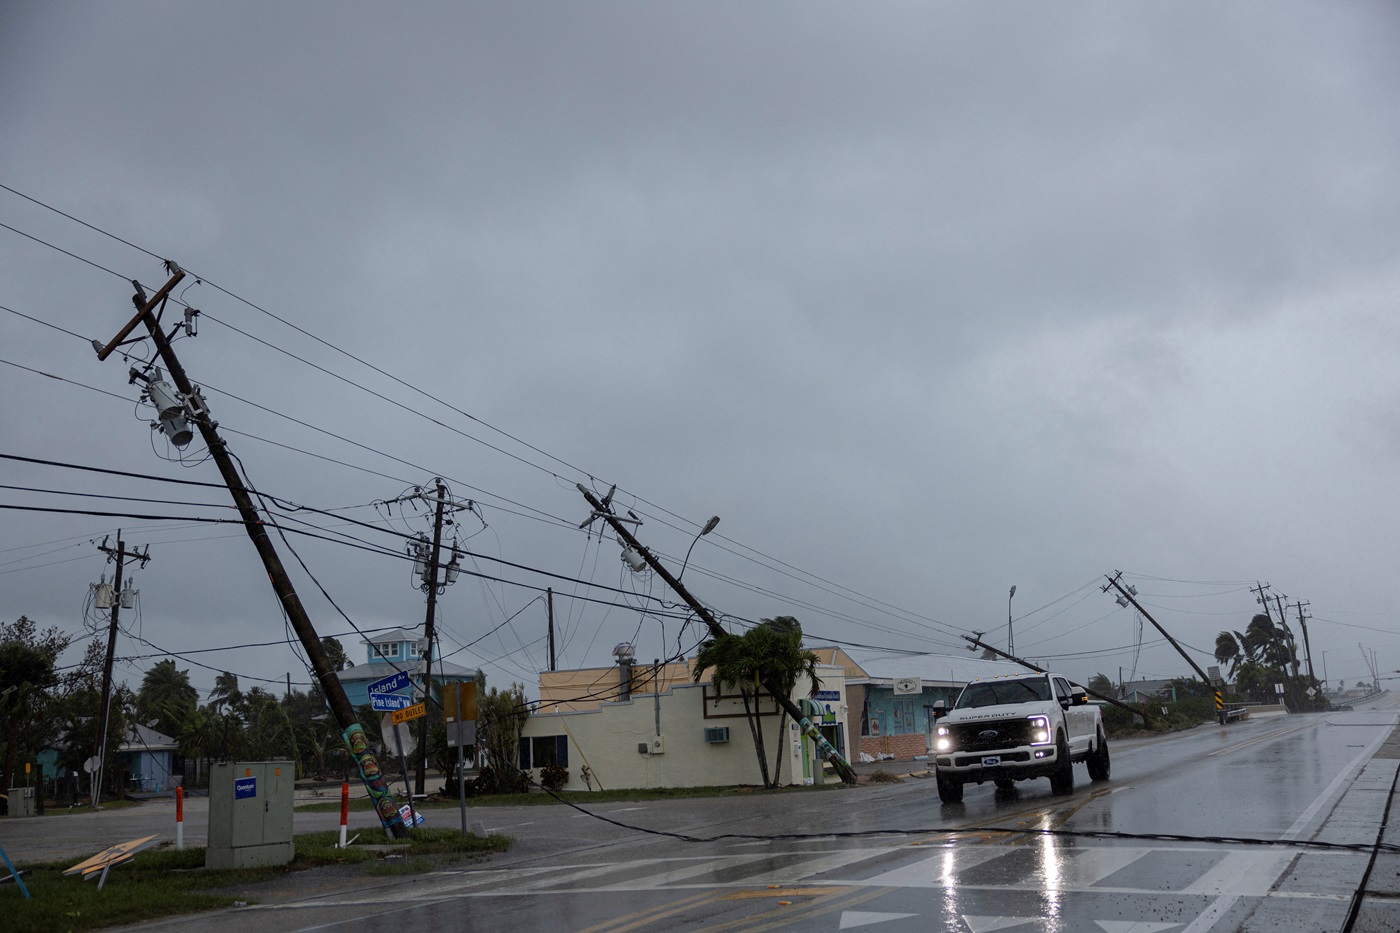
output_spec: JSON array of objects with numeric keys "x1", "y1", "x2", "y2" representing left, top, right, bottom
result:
[
  {"x1": 136, "y1": 659, "x2": 198, "y2": 739},
  {"x1": 205, "y1": 671, "x2": 241, "y2": 713},
  {"x1": 693, "y1": 617, "x2": 821, "y2": 789}
]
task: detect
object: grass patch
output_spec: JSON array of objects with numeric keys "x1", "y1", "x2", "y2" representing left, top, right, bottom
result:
[
  {"x1": 297, "y1": 781, "x2": 846, "y2": 813},
  {"x1": 1, "y1": 829, "x2": 509, "y2": 933},
  {"x1": 36, "y1": 799, "x2": 145, "y2": 817}
]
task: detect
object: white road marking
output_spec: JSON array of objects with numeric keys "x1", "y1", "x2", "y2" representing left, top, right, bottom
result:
[
  {"x1": 1180, "y1": 850, "x2": 1295, "y2": 897},
  {"x1": 961, "y1": 916, "x2": 1037, "y2": 931},
  {"x1": 1094, "y1": 922, "x2": 1181, "y2": 933},
  {"x1": 838, "y1": 910, "x2": 919, "y2": 929}
]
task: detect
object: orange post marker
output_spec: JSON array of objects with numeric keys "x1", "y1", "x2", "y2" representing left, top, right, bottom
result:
[{"x1": 175, "y1": 786, "x2": 184, "y2": 850}]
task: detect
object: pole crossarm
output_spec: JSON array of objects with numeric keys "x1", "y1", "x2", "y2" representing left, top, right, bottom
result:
[{"x1": 576, "y1": 484, "x2": 858, "y2": 785}]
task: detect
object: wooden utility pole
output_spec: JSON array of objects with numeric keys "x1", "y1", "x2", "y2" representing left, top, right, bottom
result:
[
  {"x1": 577, "y1": 484, "x2": 858, "y2": 785},
  {"x1": 1105, "y1": 573, "x2": 1224, "y2": 720},
  {"x1": 415, "y1": 479, "x2": 448, "y2": 795},
  {"x1": 547, "y1": 588, "x2": 556, "y2": 672},
  {"x1": 1295, "y1": 600, "x2": 1318, "y2": 710},
  {"x1": 90, "y1": 532, "x2": 149, "y2": 806},
  {"x1": 97, "y1": 270, "x2": 408, "y2": 837}
]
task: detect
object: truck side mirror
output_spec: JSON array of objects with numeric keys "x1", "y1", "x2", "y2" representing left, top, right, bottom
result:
[
  {"x1": 931, "y1": 700, "x2": 947, "y2": 719},
  {"x1": 1070, "y1": 685, "x2": 1090, "y2": 706}
]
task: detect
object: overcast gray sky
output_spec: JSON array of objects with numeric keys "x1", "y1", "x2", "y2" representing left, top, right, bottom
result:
[{"x1": 3, "y1": 2, "x2": 1398, "y2": 704}]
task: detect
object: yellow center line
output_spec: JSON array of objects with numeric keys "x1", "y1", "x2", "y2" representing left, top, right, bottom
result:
[{"x1": 723, "y1": 885, "x2": 903, "y2": 933}]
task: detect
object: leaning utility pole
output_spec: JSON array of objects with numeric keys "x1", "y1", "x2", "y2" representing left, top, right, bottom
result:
[
  {"x1": 97, "y1": 269, "x2": 407, "y2": 837},
  {"x1": 1105, "y1": 573, "x2": 1225, "y2": 720},
  {"x1": 961, "y1": 633, "x2": 1152, "y2": 726},
  {"x1": 90, "y1": 532, "x2": 150, "y2": 806},
  {"x1": 577, "y1": 484, "x2": 858, "y2": 785}
]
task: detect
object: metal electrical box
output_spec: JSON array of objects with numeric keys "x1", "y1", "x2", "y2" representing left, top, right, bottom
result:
[
  {"x1": 6, "y1": 786, "x2": 36, "y2": 818},
  {"x1": 206, "y1": 761, "x2": 295, "y2": 869}
]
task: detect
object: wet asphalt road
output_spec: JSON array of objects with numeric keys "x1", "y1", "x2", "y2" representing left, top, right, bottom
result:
[{"x1": 8, "y1": 697, "x2": 1400, "y2": 932}]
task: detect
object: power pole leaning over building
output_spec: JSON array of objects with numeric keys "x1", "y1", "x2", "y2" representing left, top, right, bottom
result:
[
  {"x1": 89, "y1": 532, "x2": 150, "y2": 806},
  {"x1": 96, "y1": 267, "x2": 408, "y2": 838},
  {"x1": 576, "y1": 484, "x2": 858, "y2": 785}
]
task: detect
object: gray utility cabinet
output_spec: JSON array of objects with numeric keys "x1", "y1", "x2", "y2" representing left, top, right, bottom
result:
[
  {"x1": 5, "y1": 786, "x2": 36, "y2": 818},
  {"x1": 206, "y1": 761, "x2": 295, "y2": 869}
]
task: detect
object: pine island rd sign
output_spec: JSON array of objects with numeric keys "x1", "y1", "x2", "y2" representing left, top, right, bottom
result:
[
  {"x1": 391, "y1": 702, "x2": 427, "y2": 725},
  {"x1": 367, "y1": 669, "x2": 411, "y2": 697},
  {"x1": 370, "y1": 693, "x2": 416, "y2": 713}
]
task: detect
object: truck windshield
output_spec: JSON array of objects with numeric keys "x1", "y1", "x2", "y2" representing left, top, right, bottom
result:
[{"x1": 955, "y1": 678, "x2": 1052, "y2": 709}]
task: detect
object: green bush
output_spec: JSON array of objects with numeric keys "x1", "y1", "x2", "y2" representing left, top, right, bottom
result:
[{"x1": 540, "y1": 762, "x2": 568, "y2": 791}]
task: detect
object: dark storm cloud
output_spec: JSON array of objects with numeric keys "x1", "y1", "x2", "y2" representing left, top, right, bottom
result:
[{"x1": 3, "y1": 2, "x2": 1399, "y2": 695}]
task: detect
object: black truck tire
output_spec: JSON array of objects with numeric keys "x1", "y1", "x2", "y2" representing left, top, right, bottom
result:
[
  {"x1": 936, "y1": 771, "x2": 964, "y2": 804},
  {"x1": 1049, "y1": 733, "x2": 1074, "y2": 796},
  {"x1": 1087, "y1": 731, "x2": 1111, "y2": 782}
]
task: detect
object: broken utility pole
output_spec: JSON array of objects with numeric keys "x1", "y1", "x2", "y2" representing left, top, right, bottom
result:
[
  {"x1": 1105, "y1": 572, "x2": 1225, "y2": 722},
  {"x1": 97, "y1": 268, "x2": 408, "y2": 838},
  {"x1": 961, "y1": 633, "x2": 1152, "y2": 727},
  {"x1": 577, "y1": 483, "x2": 858, "y2": 785}
]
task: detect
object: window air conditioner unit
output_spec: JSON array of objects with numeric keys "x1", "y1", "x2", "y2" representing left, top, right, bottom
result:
[{"x1": 703, "y1": 727, "x2": 730, "y2": 744}]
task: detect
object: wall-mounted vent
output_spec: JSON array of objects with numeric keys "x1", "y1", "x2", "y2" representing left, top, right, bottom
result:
[{"x1": 703, "y1": 727, "x2": 730, "y2": 744}]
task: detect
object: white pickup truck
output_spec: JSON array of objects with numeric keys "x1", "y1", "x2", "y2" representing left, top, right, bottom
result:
[{"x1": 931, "y1": 671, "x2": 1110, "y2": 803}]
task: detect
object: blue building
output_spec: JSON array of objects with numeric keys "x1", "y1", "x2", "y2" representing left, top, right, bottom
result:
[
  {"x1": 116, "y1": 724, "x2": 179, "y2": 792},
  {"x1": 336, "y1": 627, "x2": 479, "y2": 708}
]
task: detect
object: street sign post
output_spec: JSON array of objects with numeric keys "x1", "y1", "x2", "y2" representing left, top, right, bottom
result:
[
  {"x1": 370, "y1": 693, "x2": 416, "y2": 712},
  {"x1": 367, "y1": 670, "x2": 411, "y2": 696}
]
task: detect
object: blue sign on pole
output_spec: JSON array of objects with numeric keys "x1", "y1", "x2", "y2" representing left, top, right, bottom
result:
[
  {"x1": 370, "y1": 693, "x2": 416, "y2": 712},
  {"x1": 234, "y1": 777, "x2": 257, "y2": 800},
  {"x1": 367, "y1": 670, "x2": 411, "y2": 696}
]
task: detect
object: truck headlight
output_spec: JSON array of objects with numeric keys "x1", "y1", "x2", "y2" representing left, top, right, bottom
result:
[
  {"x1": 1028, "y1": 715, "x2": 1052, "y2": 745},
  {"x1": 936, "y1": 724, "x2": 953, "y2": 752}
]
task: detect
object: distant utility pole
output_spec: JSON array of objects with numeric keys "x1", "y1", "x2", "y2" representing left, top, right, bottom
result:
[
  {"x1": 577, "y1": 484, "x2": 858, "y2": 785},
  {"x1": 89, "y1": 532, "x2": 150, "y2": 807},
  {"x1": 396, "y1": 479, "x2": 468, "y2": 795},
  {"x1": 1293, "y1": 600, "x2": 1318, "y2": 709},
  {"x1": 96, "y1": 268, "x2": 408, "y2": 838},
  {"x1": 1104, "y1": 572, "x2": 1225, "y2": 720},
  {"x1": 547, "y1": 588, "x2": 556, "y2": 672}
]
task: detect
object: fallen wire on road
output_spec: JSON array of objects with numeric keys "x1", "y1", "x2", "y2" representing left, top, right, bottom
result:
[{"x1": 520, "y1": 776, "x2": 1400, "y2": 855}]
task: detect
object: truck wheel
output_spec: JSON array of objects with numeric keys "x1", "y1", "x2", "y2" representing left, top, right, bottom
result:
[
  {"x1": 1087, "y1": 731, "x2": 1111, "y2": 782},
  {"x1": 936, "y1": 771, "x2": 964, "y2": 804},
  {"x1": 1049, "y1": 734, "x2": 1074, "y2": 796}
]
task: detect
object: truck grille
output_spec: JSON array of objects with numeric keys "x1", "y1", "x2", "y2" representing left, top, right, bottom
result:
[{"x1": 947, "y1": 718, "x2": 1033, "y2": 752}]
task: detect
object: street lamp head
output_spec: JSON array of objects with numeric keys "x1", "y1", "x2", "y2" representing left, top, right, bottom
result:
[
  {"x1": 701, "y1": 515, "x2": 721, "y2": 536},
  {"x1": 1009, "y1": 585, "x2": 1017, "y2": 599}
]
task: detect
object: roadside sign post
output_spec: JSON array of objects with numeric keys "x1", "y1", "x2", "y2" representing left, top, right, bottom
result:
[
  {"x1": 394, "y1": 725, "x2": 415, "y2": 830},
  {"x1": 443, "y1": 682, "x2": 478, "y2": 838}
]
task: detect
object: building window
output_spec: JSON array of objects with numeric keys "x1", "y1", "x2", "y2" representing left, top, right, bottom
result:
[
  {"x1": 860, "y1": 696, "x2": 872, "y2": 737},
  {"x1": 373, "y1": 642, "x2": 399, "y2": 659},
  {"x1": 407, "y1": 641, "x2": 420, "y2": 659},
  {"x1": 518, "y1": 735, "x2": 569, "y2": 770}
]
